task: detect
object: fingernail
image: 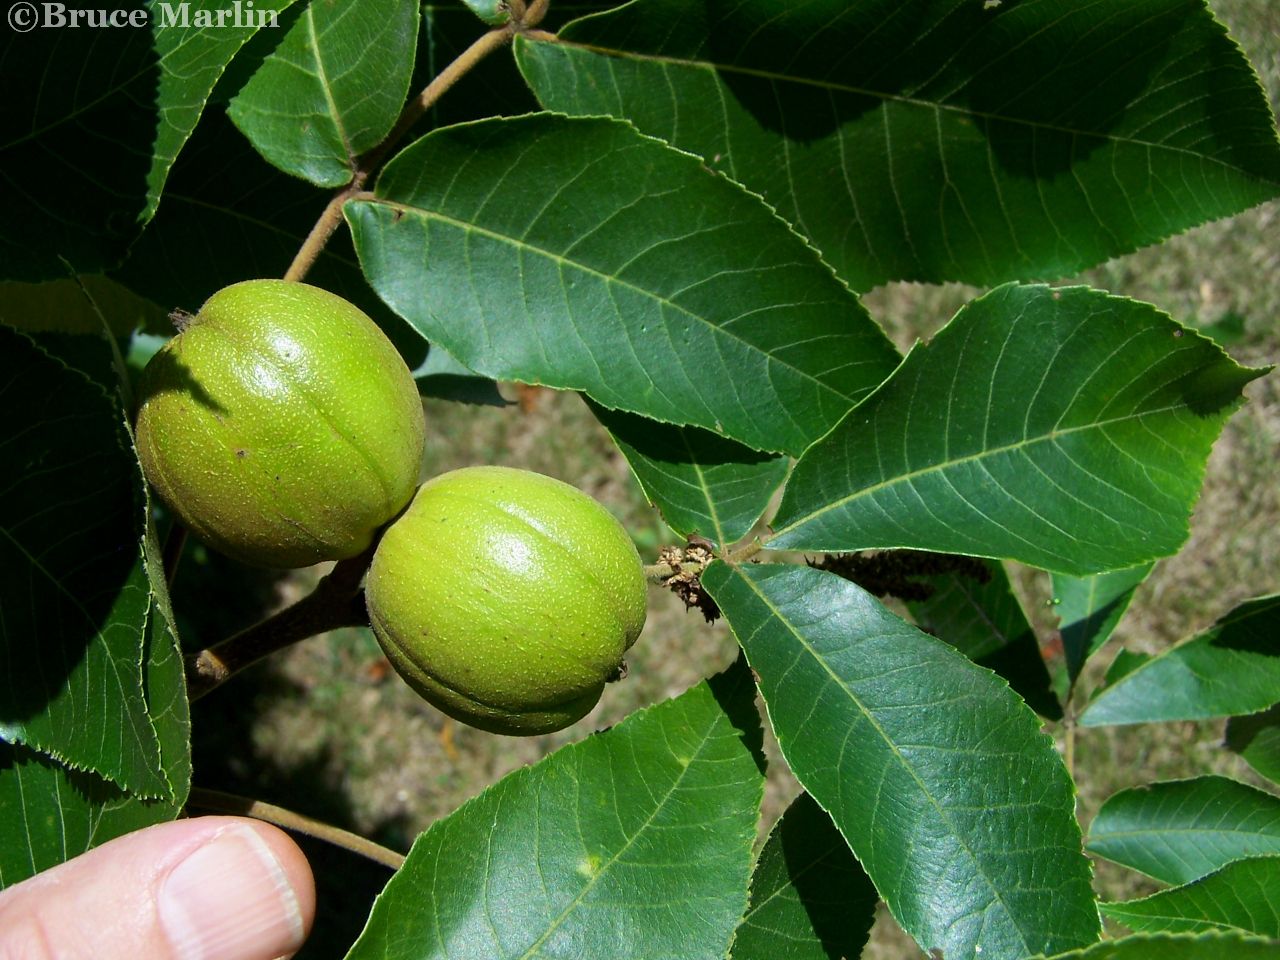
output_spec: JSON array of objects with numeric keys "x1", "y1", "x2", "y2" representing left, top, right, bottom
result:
[{"x1": 159, "y1": 825, "x2": 306, "y2": 960}]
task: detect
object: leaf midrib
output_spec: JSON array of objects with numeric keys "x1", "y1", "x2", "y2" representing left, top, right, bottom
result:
[
  {"x1": 530, "y1": 38, "x2": 1280, "y2": 187},
  {"x1": 361, "y1": 198, "x2": 862, "y2": 415},
  {"x1": 729, "y1": 563, "x2": 1041, "y2": 956},
  {"x1": 771, "y1": 398, "x2": 1192, "y2": 541},
  {"x1": 513, "y1": 714, "x2": 720, "y2": 960}
]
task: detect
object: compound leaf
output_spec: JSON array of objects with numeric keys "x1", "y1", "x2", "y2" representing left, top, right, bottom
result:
[
  {"x1": 517, "y1": 0, "x2": 1280, "y2": 290},
  {"x1": 704, "y1": 561, "x2": 1099, "y2": 960},
  {"x1": 344, "y1": 661, "x2": 765, "y2": 960},
  {"x1": 348, "y1": 113, "x2": 901, "y2": 456},
  {"x1": 770, "y1": 284, "x2": 1263, "y2": 575}
]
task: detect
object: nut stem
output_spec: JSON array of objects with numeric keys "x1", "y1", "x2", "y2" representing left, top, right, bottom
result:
[{"x1": 184, "y1": 546, "x2": 375, "y2": 701}]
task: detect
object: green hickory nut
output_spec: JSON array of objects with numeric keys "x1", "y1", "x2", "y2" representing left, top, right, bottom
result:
[
  {"x1": 366, "y1": 466, "x2": 648, "y2": 736},
  {"x1": 135, "y1": 279, "x2": 425, "y2": 568}
]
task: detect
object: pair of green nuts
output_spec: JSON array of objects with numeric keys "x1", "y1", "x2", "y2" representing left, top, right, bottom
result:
[{"x1": 135, "y1": 280, "x2": 646, "y2": 735}]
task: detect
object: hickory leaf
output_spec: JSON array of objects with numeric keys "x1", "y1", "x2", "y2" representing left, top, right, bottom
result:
[
  {"x1": 1102, "y1": 856, "x2": 1280, "y2": 938},
  {"x1": 0, "y1": 328, "x2": 167, "y2": 797},
  {"x1": 344, "y1": 661, "x2": 765, "y2": 960},
  {"x1": 1088, "y1": 777, "x2": 1280, "y2": 886},
  {"x1": 770, "y1": 284, "x2": 1263, "y2": 575},
  {"x1": 229, "y1": 0, "x2": 418, "y2": 186},
  {"x1": 1080, "y1": 594, "x2": 1280, "y2": 727},
  {"x1": 1053, "y1": 564, "x2": 1154, "y2": 695},
  {"x1": 517, "y1": 0, "x2": 1280, "y2": 290},
  {"x1": 589, "y1": 400, "x2": 790, "y2": 548},
  {"x1": 732, "y1": 792, "x2": 877, "y2": 960},
  {"x1": 0, "y1": 0, "x2": 295, "y2": 279},
  {"x1": 348, "y1": 113, "x2": 901, "y2": 456},
  {"x1": 704, "y1": 561, "x2": 1099, "y2": 960},
  {"x1": 907, "y1": 558, "x2": 1060, "y2": 719}
]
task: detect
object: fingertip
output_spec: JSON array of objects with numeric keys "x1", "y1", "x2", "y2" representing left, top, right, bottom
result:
[
  {"x1": 158, "y1": 818, "x2": 316, "y2": 960},
  {"x1": 237, "y1": 821, "x2": 317, "y2": 948}
]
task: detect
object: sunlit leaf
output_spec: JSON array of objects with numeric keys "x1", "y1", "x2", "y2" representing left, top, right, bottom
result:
[
  {"x1": 517, "y1": 0, "x2": 1280, "y2": 290},
  {"x1": 1042, "y1": 931, "x2": 1280, "y2": 960},
  {"x1": 229, "y1": 0, "x2": 418, "y2": 186},
  {"x1": 345, "y1": 661, "x2": 765, "y2": 960},
  {"x1": 705, "y1": 561, "x2": 1099, "y2": 960},
  {"x1": 348, "y1": 113, "x2": 900, "y2": 456},
  {"x1": 1081, "y1": 594, "x2": 1280, "y2": 727},
  {"x1": 771, "y1": 285, "x2": 1263, "y2": 575},
  {"x1": 1088, "y1": 777, "x2": 1280, "y2": 885},
  {"x1": 1102, "y1": 856, "x2": 1280, "y2": 937}
]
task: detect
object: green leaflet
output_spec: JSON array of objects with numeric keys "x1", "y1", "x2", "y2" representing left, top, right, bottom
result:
[
  {"x1": 771, "y1": 284, "x2": 1263, "y2": 575},
  {"x1": 517, "y1": 0, "x2": 1280, "y2": 290},
  {"x1": 344, "y1": 661, "x2": 765, "y2": 960},
  {"x1": 705, "y1": 562, "x2": 1099, "y2": 960},
  {"x1": 348, "y1": 113, "x2": 900, "y2": 457},
  {"x1": 229, "y1": 0, "x2": 419, "y2": 186}
]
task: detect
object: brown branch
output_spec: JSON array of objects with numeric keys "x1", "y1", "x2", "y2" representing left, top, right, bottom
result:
[
  {"x1": 283, "y1": 184, "x2": 363, "y2": 283},
  {"x1": 283, "y1": 17, "x2": 524, "y2": 284},
  {"x1": 187, "y1": 788, "x2": 406, "y2": 871},
  {"x1": 184, "y1": 546, "x2": 375, "y2": 702}
]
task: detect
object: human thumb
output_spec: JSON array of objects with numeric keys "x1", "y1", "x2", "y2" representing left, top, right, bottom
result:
[{"x1": 0, "y1": 816, "x2": 315, "y2": 960}]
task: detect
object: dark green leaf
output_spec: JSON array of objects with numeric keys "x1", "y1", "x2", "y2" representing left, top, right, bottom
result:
[
  {"x1": 0, "y1": 275, "x2": 170, "y2": 337},
  {"x1": 517, "y1": 0, "x2": 1280, "y2": 290},
  {"x1": 1043, "y1": 931, "x2": 1280, "y2": 960},
  {"x1": 1087, "y1": 776, "x2": 1280, "y2": 885},
  {"x1": 733, "y1": 791, "x2": 877, "y2": 960},
  {"x1": 589, "y1": 401, "x2": 789, "y2": 548},
  {"x1": 0, "y1": 1, "x2": 294, "y2": 280},
  {"x1": 110, "y1": 110, "x2": 427, "y2": 370},
  {"x1": 348, "y1": 113, "x2": 901, "y2": 456},
  {"x1": 344, "y1": 661, "x2": 765, "y2": 960},
  {"x1": 1102, "y1": 856, "x2": 1280, "y2": 937},
  {"x1": 1053, "y1": 565, "x2": 1154, "y2": 695},
  {"x1": 0, "y1": 328, "x2": 168, "y2": 797},
  {"x1": 908, "y1": 559, "x2": 1061, "y2": 720},
  {"x1": 1226, "y1": 705, "x2": 1280, "y2": 786},
  {"x1": 770, "y1": 285, "x2": 1263, "y2": 575},
  {"x1": 1080, "y1": 594, "x2": 1280, "y2": 727},
  {"x1": 704, "y1": 562, "x2": 1099, "y2": 960},
  {"x1": 0, "y1": 515, "x2": 190, "y2": 890},
  {"x1": 229, "y1": 0, "x2": 419, "y2": 186}
]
